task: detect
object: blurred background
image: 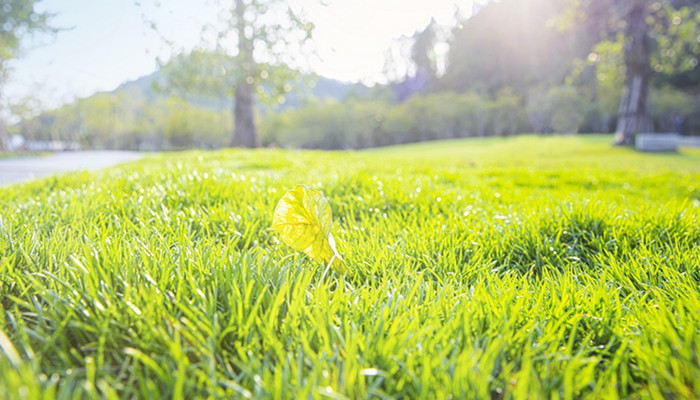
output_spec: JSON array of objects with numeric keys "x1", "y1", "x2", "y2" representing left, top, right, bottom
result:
[{"x1": 1, "y1": 0, "x2": 699, "y2": 152}]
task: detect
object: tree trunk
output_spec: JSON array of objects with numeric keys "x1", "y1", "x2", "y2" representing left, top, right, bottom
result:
[
  {"x1": 232, "y1": 79, "x2": 258, "y2": 148},
  {"x1": 0, "y1": 109, "x2": 7, "y2": 151},
  {"x1": 614, "y1": 0, "x2": 654, "y2": 146},
  {"x1": 231, "y1": 0, "x2": 259, "y2": 148},
  {"x1": 0, "y1": 92, "x2": 6, "y2": 151},
  {"x1": 0, "y1": 126, "x2": 7, "y2": 151}
]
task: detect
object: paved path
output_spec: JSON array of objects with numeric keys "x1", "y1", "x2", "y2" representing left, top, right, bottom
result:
[{"x1": 0, "y1": 151, "x2": 143, "y2": 186}]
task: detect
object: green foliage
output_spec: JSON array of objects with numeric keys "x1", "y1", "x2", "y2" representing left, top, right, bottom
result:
[
  {"x1": 651, "y1": 86, "x2": 697, "y2": 132},
  {"x1": 260, "y1": 92, "x2": 529, "y2": 149},
  {"x1": 490, "y1": 88, "x2": 522, "y2": 136},
  {"x1": 568, "y1": 37, "x2": 625, "y2": 132},
  {"x1": 0, "y1": 0, "x2": 55, "y2": 80},
  {"x1": 0, "y1": 0, "x2": 56, "y2": 151},
  {"x1": 146, "y1": 0, "x2": 315, "y2": 147},
  {"x1": 382, "y1": 94, "x2": 449, "y2": 143},
  {"x1": 159, "y1": 49, "x2": 304, "y2": 109},
  {"x1": 0, "y1": 136, "x2": 699, "y2": 398},
  {"x1": 410, "y1": 19, "x2": 438, "y2": 89},
  {"x1": 17, "y1": 92, "x2": 232, "y2": 150},
  {"x1": 526, "y1": 87, "x2": 555, "y2": 133},
  {"x1": 561, "y1": 0, "x2": 700, "y2": 78},
  {"x1": 548, "y1": 86, "x2": 590, "y2": 134},
  {"x1": 527, "y1": 85, "x2": 601, "y2": 134},
  {"x1": 443, "y1": 0, "x2": 593, "y2": 94},
  {"x1": 444, "y1": 0, "x2": 700, "y2": 138},
  {"x1": 158, "y1": 49, "x2": 238, "y2": 100},
  {"x1": 563, "y1": 0, "x2": 700, "y2": 140},
  {"x1": 259, "y1": 99, "x2": 384, "y2": 149},
  {"x1": 649, "y1": 2, "x2": 700, "y2": 75}
]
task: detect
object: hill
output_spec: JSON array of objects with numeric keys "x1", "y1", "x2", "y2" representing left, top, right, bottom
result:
[{"x1": 111, "y1": 70, "x2": 369, "y2": 112}]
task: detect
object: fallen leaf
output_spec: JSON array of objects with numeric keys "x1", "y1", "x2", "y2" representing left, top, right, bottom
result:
[{"x1": 271, "y1": 185, "x2": 347, "y2": 274}]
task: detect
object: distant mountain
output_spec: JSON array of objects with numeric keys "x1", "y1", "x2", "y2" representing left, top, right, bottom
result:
[
  {"x1": 112, "y1": 73, "x2": 162, "y2": 100},
  {"x1": 111, "y1": 70, "x2": 369, "y2": 111}
]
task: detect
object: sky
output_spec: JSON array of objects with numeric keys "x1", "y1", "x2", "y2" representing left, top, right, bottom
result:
[{"x1": 5, "y1": 0, "x2": 478, "y2": 110}]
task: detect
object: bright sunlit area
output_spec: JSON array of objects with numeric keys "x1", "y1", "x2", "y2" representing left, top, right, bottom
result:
[
  {"x1": 5, "y1": 0, "x2": 478, "y2": 106},
  {"x1": 1, "y1": 0, "x2": 699, "y2": 398}
]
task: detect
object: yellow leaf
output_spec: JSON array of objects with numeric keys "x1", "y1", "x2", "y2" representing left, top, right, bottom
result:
[{"x1": 271, "y1": 185, "x2": 347, "y2": 274}]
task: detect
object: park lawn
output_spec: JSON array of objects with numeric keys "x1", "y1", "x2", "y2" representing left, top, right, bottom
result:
[{"x1": 0, "y1": 135, "x2": 699, "y2": 399}]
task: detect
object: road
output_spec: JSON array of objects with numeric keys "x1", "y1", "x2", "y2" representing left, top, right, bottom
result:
[{"x1": 0, "y1": 151, "x2": 143, "y2": 187}]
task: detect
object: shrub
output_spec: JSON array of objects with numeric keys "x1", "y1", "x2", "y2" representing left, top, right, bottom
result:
[{"x1": 651, "y1": 86, "x2": 696, "y2": 134}]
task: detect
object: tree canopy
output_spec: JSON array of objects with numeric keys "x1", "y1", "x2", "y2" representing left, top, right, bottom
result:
[
  {"x1": 0, "y1": 0, "x2": 55, "y2": 150},
  {"x1": 443, "y1": 0, "x2": 598, "y2": 94},
  {"x1": 0, "y1": 0, "x2": 54, "y2": 83},
  {"x1": 149, "y1": 0, "x2": 314, "y2": 148}
]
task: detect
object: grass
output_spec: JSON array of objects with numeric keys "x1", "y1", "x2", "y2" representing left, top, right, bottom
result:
[
  {"x1": 0, "y1": 152, "x2": 50, "y2": 159},
  {"x1": 0, "y1": 135, "x2": 699, "y2": 399}
]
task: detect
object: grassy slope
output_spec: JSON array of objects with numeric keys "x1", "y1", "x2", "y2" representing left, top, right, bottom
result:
[{"x1": 0, "y1": 135, "x2": 699, "y2": 399}]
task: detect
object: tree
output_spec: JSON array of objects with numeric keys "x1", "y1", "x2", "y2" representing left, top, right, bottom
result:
[
  {"x1": 0, "y1": 0, "x2": 55, "y2": 150},
  {"x1": 526, "y1": 87, "x2": 554, "y2": 133},
  {"x1": 564, "y1": 0, "x2": 700, "y2": 145},
  {"x1": 614, "y1": 0, "x2": 654, "y2": 145},
  {"x1": 444, "y1": 0, "x2": 593, "y2": 95},
  {"x1": 567, "y1": 38, "x2": 625, "y2": 133},
  {"x1": 490, "y1": 87, "x2": 521, "y2": 136},
  {"x1": 147, "y1": 0, "x2": 314, "y2": 148},
  {"x1": 650, "y1": 86, "x2": 696, "y2": 133},
  {"x1": 410, "y1": 19, "x2": 438, "y2": 91},
  {"x1": 614, "y1": 0, "x2": 700, "y2": 144},
  {"x1": 548, "y1": 85, "x2": 589, "y2": 133}
]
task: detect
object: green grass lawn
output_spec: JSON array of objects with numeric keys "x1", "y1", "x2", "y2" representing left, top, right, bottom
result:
[{"x1": 1, "y1": 135, "x2": 699, "y2": 399}]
